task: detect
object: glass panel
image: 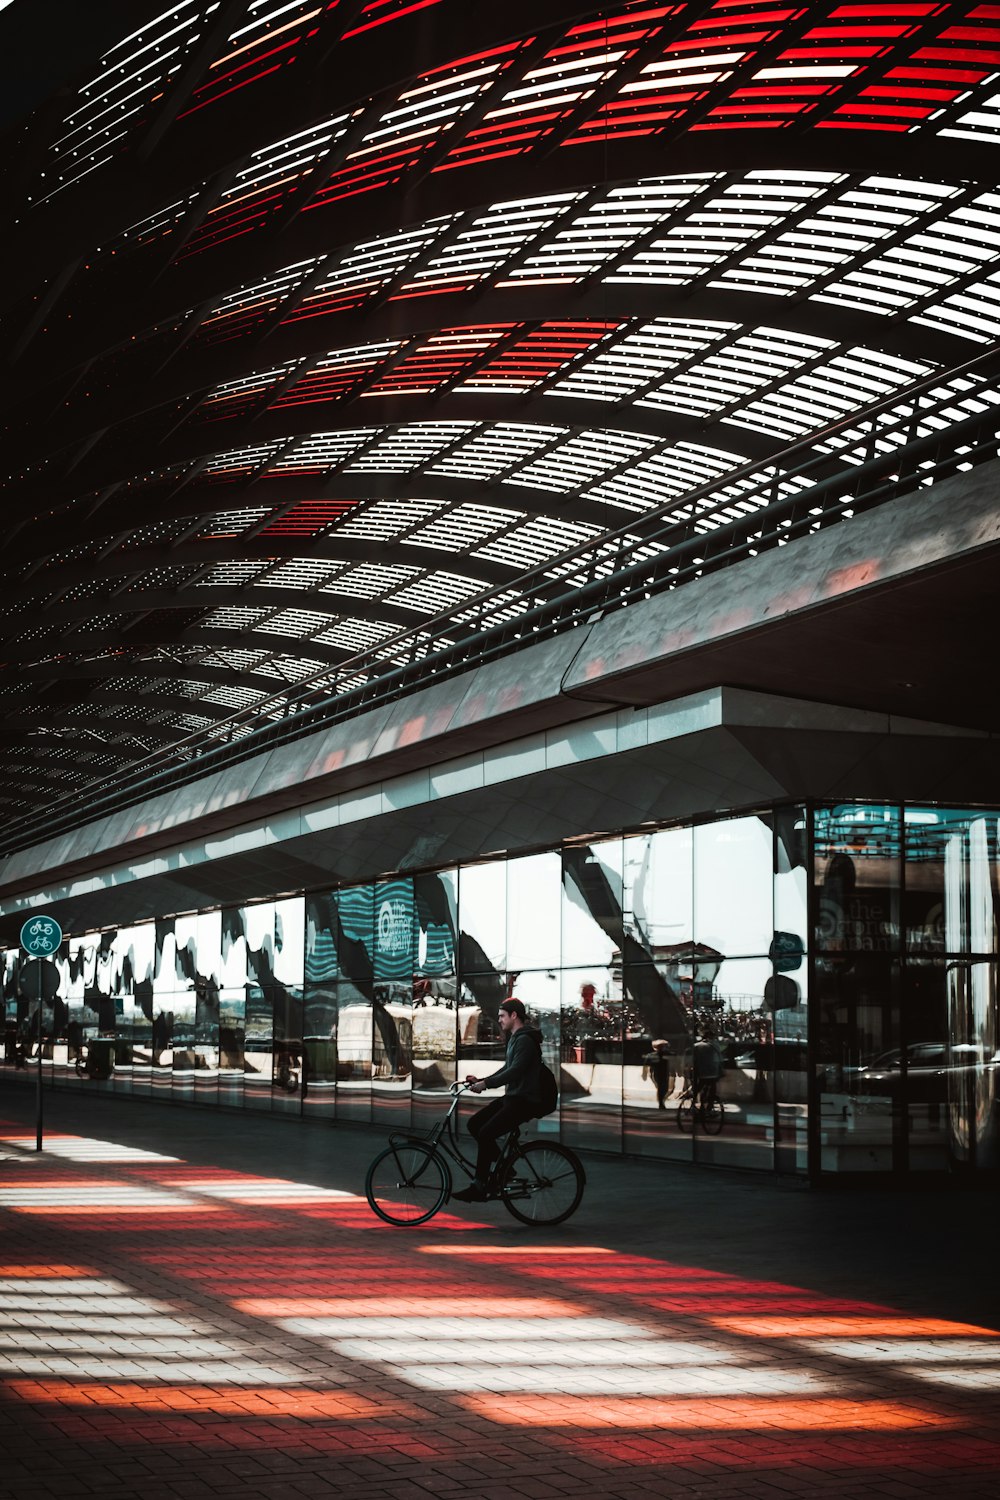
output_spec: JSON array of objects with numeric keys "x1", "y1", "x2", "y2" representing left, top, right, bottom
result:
[
  {"x1": 773, "y1": 806, "x2": 809, "y2": 1173},
  {"x1": 456, "y1": 977, "x2": 501, "y2": 1137},
  {"x1": 331, "y1": 886, "x2": 374, "y2": 1123},
  {"x1": 218, "y1": 986, "x2": 245, "y2": 1108},
  {"x1": 905, "y1": 809, "x2": 1000, "y2": 955},
  {"x1": 560, "y1": 965, "x2": 622, "y2": 1153},
  {"x1": 970, "y1": 960, "x2": 999, "y2": 1169},
  {"x1": 816, "y1": 954, "x2": 899, "y2": 1172},
  {"x1": 16, "y1": 953, "x2": 57, "y2": 1085},
  {"x1": 221, "y1": 908, "x2": 249, "y2": 989},
  {"x1": 151, "y1": 921, "x2": 179, "y2": 1099},
  {"x1": 272, "y1": 899, "x2": 303, "y2": 1115},
  {"x1": 562, "y1": 840, "x2": 624, "y2": 967},
  {"x1": 272, "y1": 984, "x2": 302, "y2": 1115},
  {"x1": 84, "y1": 934, "x2": 117, "y2": 1092},
  {"x1": 458, "y1": 861, "x2": 506, "y2": 974},
  {"x1": 773, "y1": 810, "x2": 809, "y2": 1170},
  {"x1": 273, "y1": 897, "x2": 304, "y2": 988},
  {"x1": 303, "y1": 983, "x2": 337, "y2": 1120},
  {"x1": 306, "y1": 892, "x2": 338, "y2": 984},
  {"x1": 815, "y1": 804, "x2": 901, "y2": 958},
  {"x1": 623, "y1": 965, "x2": 692, "y2": 1162},
  {"x1": 944, "y1": 959, "x2": 1000, "y2": 1170},
  {"x1": 304, "y1": 893, "x2": 338, "y2": 1118},
  {"x1": 622, "y1": 825, "x2": 698, "y2": 1158},
  {"x1": 244, "y1": 985, "x2": 273, "y2": 1112},
  {"x1": 694, "y1": 815, "x2": 774, "y2": 959},
  {"x1": 126, "y1": 923, "x2": 156, "y2": 1098},
  {"x1": 336, "y1": 978, "x2": 372, "y2": 1124},
  {"x1": 413, "y1": 870, "x2": 459, "y2": 1130},
  {"x1": 171, "y1": 983, "x2": 197, "y2": 1104},
  {"x1": 507, "y1": 852, "x2": 561, "y2": 971},
  {"x1": 3, "y1": 950, "x2": 17, "y2": 1072},
  {"x1": 373, "y1": 979, "x2": 412, "y2": 1128},
  {"x1": 624, "y1": 826, "x2": 693, "y2": 962},
  {"x1": 903, "y1": 959, "x2": 950, "y2": 1170},
  {"x1": 219, "y1": 908, "x2": 248, "y2": 1107},
  {"x1": 692, "y1": 956, "x2": 775, "y2": 1171}
]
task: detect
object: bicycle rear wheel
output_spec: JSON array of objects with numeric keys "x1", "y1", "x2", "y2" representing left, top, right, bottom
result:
[
  {"x1": 366, "y1": 1143, "x2": 450, "y2": 1226},
  {"x1": 500, "y1": 1142, "x2": 585, "y2": 1225},
  {"x1": 701, "y1": 1096, "x2": 724, "y2": 1134}
]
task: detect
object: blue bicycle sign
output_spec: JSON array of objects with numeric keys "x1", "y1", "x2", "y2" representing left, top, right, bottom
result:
[{"x1": 19, "y1": 916, "x2": 63, "y2": 957}]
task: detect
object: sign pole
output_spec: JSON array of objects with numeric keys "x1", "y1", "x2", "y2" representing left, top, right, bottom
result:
[
  {"x1": 36, "y1": 960, "x2": 43, "y2": 1152},
  {"x1": 18, "y1": 915, "x2": 64, "y2": 1155}
]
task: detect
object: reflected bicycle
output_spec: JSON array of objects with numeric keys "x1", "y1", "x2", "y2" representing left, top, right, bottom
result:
[
  {"x1": 676, "y1": 1078, "x2": 725, "y2": 1134},
  {"x1": 365, "y1": 1081, "x2": 585, "y2": 1227}
]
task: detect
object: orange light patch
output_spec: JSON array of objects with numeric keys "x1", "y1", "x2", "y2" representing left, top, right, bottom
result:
[
  {"x1": 4, "y1": 1382, "x2": 406, "y2": 1418},
  {"x1": 419, "y1": 1244, "x2": 615, "y2": 1255},
  {"x1": 235, "y1": 1295, "x2": 580, "y2": 1317},
  {"x1": 14, "y1": 1204, "x2": 223, "y2": 1216},
  {"x1": 709, "y1": 1317, "x2": 1000, "y2": 1338},
  {"x1": 458, "y1": 1395, "x2": 960, "y2": 1430},
  {"x1": 0, "y1": 1265, "x2": 95, "y2": 1277}
]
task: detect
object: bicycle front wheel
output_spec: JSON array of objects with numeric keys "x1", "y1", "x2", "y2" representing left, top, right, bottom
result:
[
  {"x1": 676, "y1": 1096, "x2": 696, "y2": 1132},
  {"x1": 500, "y1": 1142, "x2": 585, "y2": 1226},
  {"x1": 366, "y1": 1143, "x2": 451, "y2": 1226}
]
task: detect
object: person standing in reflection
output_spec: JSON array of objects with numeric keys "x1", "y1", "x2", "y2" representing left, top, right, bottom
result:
[
  {"x1": 692, "y1": 1026, "x2": 724, "y2": 1101},
  {"x1": 643, "y1": 1038, "x2": 673, "y2": 1110},
  {"x1": 452, "y1": 997, "x2": 543, "y2": 1202}
]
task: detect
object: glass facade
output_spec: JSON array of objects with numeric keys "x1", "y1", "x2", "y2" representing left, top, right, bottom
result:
[
  {"x1": 4, "y1": 802, "x2": 998, "y2": 1178},
  {"x1": 815, "y1": 804, "x2": 1000, "y2": 1174}
]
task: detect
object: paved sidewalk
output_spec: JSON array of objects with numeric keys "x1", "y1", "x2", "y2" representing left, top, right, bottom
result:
[{"x1": 0, "y1": 1085, "x2": 997, "y2": 1500}]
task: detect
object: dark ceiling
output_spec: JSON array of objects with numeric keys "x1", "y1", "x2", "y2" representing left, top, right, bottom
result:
[{"x1": 4, "y1": 0, "x2": 1000, "y2": 854}]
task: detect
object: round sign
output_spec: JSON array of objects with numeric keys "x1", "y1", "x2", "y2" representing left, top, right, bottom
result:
[
  {"x1": 17, "y1": 959, "x2": 60, "y2": 1001},
  {"x1": 19, "y1": 915, "x2": 63, "y2": 957}
]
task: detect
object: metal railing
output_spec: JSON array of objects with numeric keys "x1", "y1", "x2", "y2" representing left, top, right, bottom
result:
[{"x1": 4, "y1": 342, "x2": 1000, "y2": 857}]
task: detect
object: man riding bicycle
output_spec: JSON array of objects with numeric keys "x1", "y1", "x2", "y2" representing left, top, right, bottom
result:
[{"x1": 452, "y1": 997, "x2": 543, "y2": 1202}]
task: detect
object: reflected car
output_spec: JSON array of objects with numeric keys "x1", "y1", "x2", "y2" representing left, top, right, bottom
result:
[{"x1": 853, "y1": 1042, "x2": 983, "y2": 1102}]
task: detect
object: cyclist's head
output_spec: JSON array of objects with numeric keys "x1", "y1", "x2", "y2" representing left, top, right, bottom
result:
[{"x1": 499, "y1": 997, "x2": 526, "y2": 1026}]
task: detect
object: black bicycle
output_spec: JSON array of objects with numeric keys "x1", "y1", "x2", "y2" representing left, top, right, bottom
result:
[
  {"x1": 676, "y1": 1077, "x2": 725, "y2": 1134},
  {"x1": 365, "y1": 1081, "x2": 586, "y2": 1227}
]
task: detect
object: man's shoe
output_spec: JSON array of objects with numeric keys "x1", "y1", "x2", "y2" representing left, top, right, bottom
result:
[{"x1": 451, "y1": 1181, "x2": 488, "y2": 1202}]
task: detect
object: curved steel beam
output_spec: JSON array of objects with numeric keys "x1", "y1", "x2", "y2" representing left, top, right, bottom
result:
[
  {"x1": 0, "y1": 585, "x2": 438, "y2": 639},
  {"x1": 7, "y1": 136, "x2": 988, "y2": 402},
  {"x1": 4, "y1": 2, "x2": 601, "y2": 298},
  {"x1": 5, "y1": 283, "x2": 968, "y2": 463},
  {"x1": 4, "y1": 476, "x2": 675, "y2": 570},
  {"x1": 1, "y1": 536, "x2": 520, "y2": 605},
  {"x1": 7, "y1": 391, "x2": 799, "y2": 517}
]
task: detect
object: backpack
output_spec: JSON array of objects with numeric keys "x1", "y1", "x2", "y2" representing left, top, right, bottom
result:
[{"x1": 536, "y1": 1061, "x2": 558, "y2": 1117}]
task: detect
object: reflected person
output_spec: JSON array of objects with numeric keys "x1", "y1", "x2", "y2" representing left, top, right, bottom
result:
[{"x1": 643, "y1": 1038, "x2": 673, "y2": 1110}]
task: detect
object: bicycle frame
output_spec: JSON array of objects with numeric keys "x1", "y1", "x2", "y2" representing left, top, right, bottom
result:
[{"x1": 387, "y1": 1082, "x2": 520, "y2": 1185}]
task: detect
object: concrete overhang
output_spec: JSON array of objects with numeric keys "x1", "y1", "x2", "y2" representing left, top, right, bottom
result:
[{"x1": 1, "y1": 457, "x2": 999, "y2": 940}]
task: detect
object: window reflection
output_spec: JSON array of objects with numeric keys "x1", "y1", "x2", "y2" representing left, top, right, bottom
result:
[
  {"x1": 458, "y1": 862, "x2": 506, "y2": 974},
  {"x1": 560, "y1": 966, "x2": 622, "y2": 1152},
  {"x1": 694, "y1": 817, "x2": 773, "y2": 958},
  {"x1": 815, "y1": 805, "x2": 901, "y2": 958},
  {"x1": 507, "y1": 853, "x2": 561, "y2": 971},
  {"x1": 10, "y1": 798, "x2": 999, "y2": 1182},
  {"x1": 905, "y1": 809, "x2": 999, "y2": 955}
]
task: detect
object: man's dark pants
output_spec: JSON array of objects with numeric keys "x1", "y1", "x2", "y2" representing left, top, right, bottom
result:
[{"x1": 468, "y1": 1096, "x2": 538, "y2": 1180}]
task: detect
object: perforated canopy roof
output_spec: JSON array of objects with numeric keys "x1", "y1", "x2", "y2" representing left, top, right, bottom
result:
[{"x1": 4, "y1": 0, "x2": 1000, "y2": 846}]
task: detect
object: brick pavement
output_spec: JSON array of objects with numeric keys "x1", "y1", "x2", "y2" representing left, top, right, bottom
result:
[{"x1": 0, "y1": 1085, "x2": 997, "y2": 1500}]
